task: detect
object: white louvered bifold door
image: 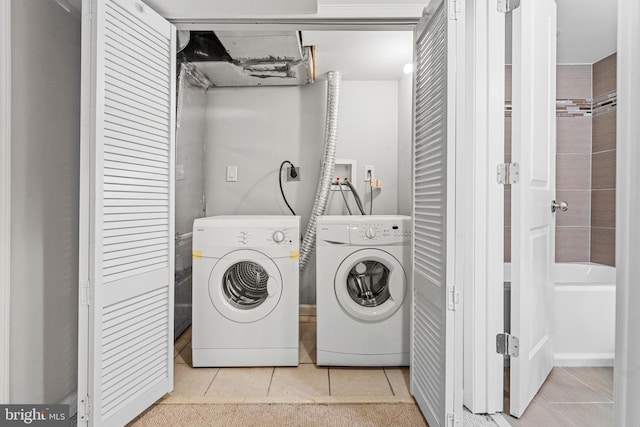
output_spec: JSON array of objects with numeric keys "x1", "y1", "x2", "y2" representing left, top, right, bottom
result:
[
  {"x1": 410, "y1": 0, "x2": 462, "y2": 425},
  {"x1": 78, "y1": 0, "x2": 175, "y2": 425}
]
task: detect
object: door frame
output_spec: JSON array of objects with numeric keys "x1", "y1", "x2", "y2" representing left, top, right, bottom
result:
[{"x1": 0, "y1": 0, "x2": 11, "y2": 404}]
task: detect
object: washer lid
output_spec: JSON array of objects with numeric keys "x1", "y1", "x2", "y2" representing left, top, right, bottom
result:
[
  {"x1": 334, "y1": 248, "x2": 407, "y2": 322},
  {"x1": 209, "y1": 249, "x2": 282, "y2": 323}
]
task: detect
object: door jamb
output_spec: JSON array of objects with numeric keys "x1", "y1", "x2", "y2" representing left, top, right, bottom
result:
[{"x1": 461, "y1": 0, "x2": 505, "y2": 414}]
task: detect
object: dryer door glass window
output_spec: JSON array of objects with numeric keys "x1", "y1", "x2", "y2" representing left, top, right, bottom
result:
[
  {"x1": 223, "y1": 261, "x2": 269, "y2": 309},
  {"x1": 346, "y1": 261, "x2": 391, "y2": 307}
]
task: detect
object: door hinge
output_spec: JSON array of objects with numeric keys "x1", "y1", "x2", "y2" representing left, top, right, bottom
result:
[
  {"x1": 496, "y1": 333, "x2": 520, "y2": 357},
  {"x1": 497, "y1": 0, "x2": 521, "y2": 13},
  {"x1": 78, "y1": 395, "x2": 91, "y2": 422},
  {"x1": 80, "y1": 281, "x2": 91, "y2": 306},
  {"x1": 447, "y1": 412, "x2": 458, "y2": 427},
  {"x1": 447, "y1": 286, "x2": 460, "y2": 311},
  {"x1": 448, "y1": 0, "x2": 463, "y2": 20},
  {"x1": 497, "y1": 162, "x2": 520, "y2": 184}
]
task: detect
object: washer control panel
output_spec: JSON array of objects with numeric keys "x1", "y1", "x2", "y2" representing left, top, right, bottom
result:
[{"x1": 349, "y1": 221, "x2": 411, "y2": 245}]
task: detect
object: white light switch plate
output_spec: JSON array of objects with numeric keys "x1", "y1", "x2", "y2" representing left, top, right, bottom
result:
[{"x1": 226, "y1": 165, "x2": 238, "y2": 182}]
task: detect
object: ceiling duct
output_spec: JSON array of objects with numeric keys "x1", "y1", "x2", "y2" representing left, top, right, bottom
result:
[{"x1": 178, "y1": 31, "x2": 316, "y2": 87}]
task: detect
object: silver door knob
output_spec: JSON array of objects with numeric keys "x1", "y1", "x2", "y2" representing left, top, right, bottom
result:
[{"x1": 551, "y1": 200, "x2": 568, "y2": 213}]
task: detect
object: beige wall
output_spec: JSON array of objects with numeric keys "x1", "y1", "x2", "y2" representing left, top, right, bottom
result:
[{"x1": 10, "y1": 0, "x2": 80, "y2": 403}]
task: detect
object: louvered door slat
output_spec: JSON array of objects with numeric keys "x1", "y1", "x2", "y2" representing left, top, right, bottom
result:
[
  {"x1": 105, "y1": 70, "x2": 168, "y2": 107},
  {"x1": 104, "y1": 165, "x2": 169, "y2": 179},
  {"x1": 105, "y1": 143, "x2": 169, "y2": 163},
  {"x1": 104, "y1": 101, "x2": 168, "y2": 128},
  {"x1": 103, "y1": 223, "x2": 167, "y2": 236},
  {"x1": 103, "y1": 231, "x2": 168, "y2": 246},
  {"x1": 102, "y1": 330, "x2": 165, "y2": 380},
  {"x1": 104, "y1": 105, "x2": 170, "y2": 137},
  {"x1": 103, "y1": 36, "x2": 169, "y2": 85},
  {"x1": 105, "y1": 2, "x2": 169, "y2": 58},
  {"x1": 105, "y1": 59, "x2": 168, "y2": 99},
  {"x1": 106, "y1": 88, "x2": 169, "y2": 121},
  {"x1": 104, "y1": 119, "x2": 169, "y2": 147},
  {"x1": 104, "y1": 152, "x2": 168, "y2": 171}
]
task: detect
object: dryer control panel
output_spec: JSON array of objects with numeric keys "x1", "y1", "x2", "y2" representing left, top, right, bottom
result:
[
  {"x1": 349, "y1": 221, "x2": 411, "y2": 246},
  {"x1": 233, "y1": 227, "x2": 298, "y2": 246},
  {"x1": 193, "y1": 226, "x2": 299, "y2": 256}
]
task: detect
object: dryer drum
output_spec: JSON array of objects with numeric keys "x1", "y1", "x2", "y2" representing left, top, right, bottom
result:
[
  {"x1": 222, "y1": 261, "x2": 269, "y2": 309},
  {"x1": 346, "y1": 261, "x2": 391, "y2": 307}
]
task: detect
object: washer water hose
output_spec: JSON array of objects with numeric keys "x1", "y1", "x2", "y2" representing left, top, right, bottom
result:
[
  {"x1": 299, "y1": 71, "x2": 341, "y2": 272},
  {"x1": 337, "y1": 181, "x2": 353, "y2": 215},
  {"x1": 343, "y1": 180, "x2": 366, "y2": 215}
]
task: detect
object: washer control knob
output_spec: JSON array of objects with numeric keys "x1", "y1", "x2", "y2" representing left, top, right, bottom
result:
[
  {"x1": 272, "y1": 230, "x2": 286, "y2": 243},
  {"x1": 365, "y1": 227, "x2": 376, "y2": 239}
]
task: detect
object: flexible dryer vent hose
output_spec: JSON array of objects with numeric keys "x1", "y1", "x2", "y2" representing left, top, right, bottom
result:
[{"x1": 299, "y1": 71, "x2": 341, "y2": 272}]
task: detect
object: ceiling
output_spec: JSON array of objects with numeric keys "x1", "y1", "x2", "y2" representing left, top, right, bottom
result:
[
  {"x1": 303, "y1": 1, "x2": 617, "y2": 80},
  {"x1": 302, "y1": 31, "x2": 414, "y2": 81},
  {"x1": 61, "y1": 0, "x2": 617, "y2": 78},
  {"x1": 555, "y1": 0, "x2": 617, "y2": 64}
]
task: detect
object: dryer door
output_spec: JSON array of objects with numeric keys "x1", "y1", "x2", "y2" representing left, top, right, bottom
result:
[
  {"x1": 334, "y1": 248, "x2": 407, "y2": 322},
  {"x1": 209, "y1": 249, "x2": 283, "y2": 323}
]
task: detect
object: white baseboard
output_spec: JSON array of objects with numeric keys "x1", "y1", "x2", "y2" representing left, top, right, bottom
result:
[
  {"x1": 554, "y1": 353, "x2": 615, "y2": 367},
  {"x1": 60, "y1": 392, "x2": 78, "y2": 418}
]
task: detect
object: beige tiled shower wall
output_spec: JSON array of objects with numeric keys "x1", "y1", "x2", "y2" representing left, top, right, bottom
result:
[
  {"x1": 591, "y1": 53, "x2": 617, "y2": 266},
  {"x1": 505, "y1": 64, "x2": 597, "y2": 263},
  {"x1": 555, "y1": 65, "x2": 593, "y2": 262}
]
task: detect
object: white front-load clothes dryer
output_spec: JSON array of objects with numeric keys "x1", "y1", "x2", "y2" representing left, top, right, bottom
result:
[
  {"x1": 192, "y1": 215, "x2": 300, "y2": 367},
  {"x1": 316, "y1": 215, "x2": 411, "y2": 366}
]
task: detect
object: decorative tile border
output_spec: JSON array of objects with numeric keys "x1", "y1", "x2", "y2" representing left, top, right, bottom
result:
[
  {"x1": 505, "y1": 91, "x2": 617, "y2": 118},
  {"x1": 556, "y1": 98, "x2": 592, "y2": 117},
  {"x1": 593, "y1": 90, "x2": 617, "y2": 116}
]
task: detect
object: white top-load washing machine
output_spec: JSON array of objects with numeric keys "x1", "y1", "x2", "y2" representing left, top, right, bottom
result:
[
  {"x1": 316, "y1": 215, "x2": 411, "y2": 366},
  {"x1": 192, "y1": 215, "x2": 300, "y2": 367}
]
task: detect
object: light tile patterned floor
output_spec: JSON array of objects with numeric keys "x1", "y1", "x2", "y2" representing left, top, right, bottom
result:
[
  {"x1": 165, "y1": 306, "x2": 413, "y2": 405},
  {"x1": 170, "y1": 305, "x2": 614, "y2": 426},
  {"x1": 503, "y1": 366, "x2": 614, "y2": 426}
]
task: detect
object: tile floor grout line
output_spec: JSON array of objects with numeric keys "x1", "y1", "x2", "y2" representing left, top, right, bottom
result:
[
  {"x1": 548, "y1": 402, "x2": 581, "y2": 427},
  {"x1": 328, "y1": 368, "x2": 332, "y2": 396},
  {"x1": 558, "y1": 366, "x2": 607, "y2": 395},
  {"x1": 382, "y1": 368, "x2": 396, "y2": 396},
  {"x1": 549, "y1": 401, "x2": 614, "y2": 405},
  {"x1": 266, "y1": 367, "x2": 276, "y2": 396},
  {"x1": 203, "y1": 367, "x2": 221, "y2": 396}
]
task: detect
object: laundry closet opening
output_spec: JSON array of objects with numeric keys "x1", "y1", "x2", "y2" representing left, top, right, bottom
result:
[{"x1": 171, "y1": 27, "x2": 415, "y2": 339}]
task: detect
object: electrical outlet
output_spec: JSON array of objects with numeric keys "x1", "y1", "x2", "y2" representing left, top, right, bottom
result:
[
  {"x1": 287, "y1": 166, "x2": 300, "y2": 181},
  {"x1": 364, "y1": 165, "x2": 375, "y2": 182}
]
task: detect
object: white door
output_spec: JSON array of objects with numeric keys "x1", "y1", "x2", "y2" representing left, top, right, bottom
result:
[
  {"x1": 510, "y1": 0, "x2": 557, "y2": 418},
  {"x1": 411, "y1": 0, "x2": 463, "y2": 425},
  {"x1": 78, "y1": 0, "x2": 176, "y2": 425}
]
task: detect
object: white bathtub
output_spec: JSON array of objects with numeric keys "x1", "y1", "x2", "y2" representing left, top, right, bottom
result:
[{"x1": 505, "y1": 262, "x2": 616, "y2": 367}]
